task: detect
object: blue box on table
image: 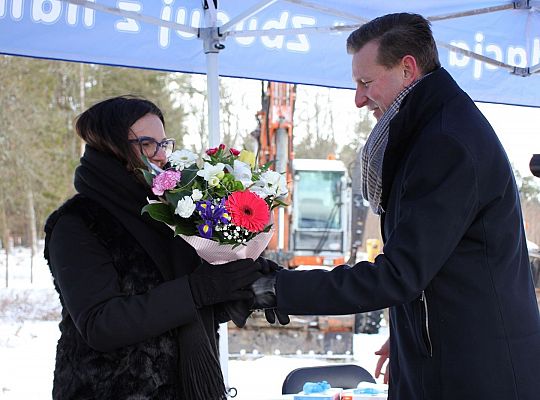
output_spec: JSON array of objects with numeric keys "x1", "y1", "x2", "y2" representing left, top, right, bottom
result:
[{"x1": 292, "y1": 388, "x2": 342, "y2": 400}]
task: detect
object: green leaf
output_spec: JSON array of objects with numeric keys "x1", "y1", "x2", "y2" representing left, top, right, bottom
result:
[
  {"x1": 233, "y1": 181, "x2": 244, "y2": 191},
  {"x1": 273, "y1": 198, "x2": 289, "y2": 207},
  {"x1": 180, "y1": 167, "x2": 198, "y2": 186},
  {"x1": 260, "y1": 160, "x2": 275, "y2": 171},
  {"x1": 165, "y1": 190, "x2": 185, "y2": 207},
  {"x1": 141, "y1": 154, "x2": 157, "y2": 172},
  {"x1": 141, "y1": 169, "x2": 155, "y2": 186},
  {"x1": 141, "y1": 203, "x2": 175, "y2": 225},
  {"x1": 174, "y1": 222, "x2": 197, "y2": 236}
]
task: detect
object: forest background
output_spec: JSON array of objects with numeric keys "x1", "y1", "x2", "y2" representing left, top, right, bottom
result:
[{"x1": 1, "y1": 55, "x2": 540, "y2": 279}]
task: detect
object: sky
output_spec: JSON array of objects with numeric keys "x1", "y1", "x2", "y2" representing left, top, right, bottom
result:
[
  {"x1": 184, "y1": 77, "x2": 540, "y2": 178},
  {"x1": 476, "y1": 103, "x2": 540, "y2": 177}
]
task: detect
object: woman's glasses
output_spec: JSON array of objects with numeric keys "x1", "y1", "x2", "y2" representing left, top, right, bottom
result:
[{"x1": 129, "y1": 136, "x2": 176, "y2": 158}]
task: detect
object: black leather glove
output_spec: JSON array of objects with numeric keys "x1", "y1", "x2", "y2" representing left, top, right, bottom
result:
[
  {"x1": 251, "y1": 271, "x2": 278, "y2": 309},
  {"x1": 224, "y1": 299, "x2": 254, "y2": 328},
  {"x1": 256, "y1": 257, "x2": 283, "y2": 274},
  {"x1": 214, "y1": 298, "x2": 254, "y2": 328},
  {"x1": 188, "y1": 258, "x2": 261, "y2": 308},
  {"x1": 263, "y1": 308, "x2": 290, "y2": 325},
  {"x1": 251, "y1": 267, "x2": 290, "y2": 325}
]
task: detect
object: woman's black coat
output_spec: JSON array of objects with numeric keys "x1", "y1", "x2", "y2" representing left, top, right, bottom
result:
[
  {"x1": 44, "y1": 147, "x2": 228, "y2": 399},
  {"x1": 275, "y1": 68, "x2": 540, "y2": 399},
  {"x1": 47, "y1": 199, "x2": 200, "y2": 351}
]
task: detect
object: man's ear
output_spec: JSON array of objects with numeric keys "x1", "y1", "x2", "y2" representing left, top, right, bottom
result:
[{"x1": 402, "y1": 55, "x2": 420, "y2": 85}]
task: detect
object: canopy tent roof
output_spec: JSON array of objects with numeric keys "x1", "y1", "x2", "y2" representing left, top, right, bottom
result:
[{"x1": 1, "y1": 1, "x2": 539, "y2": 108}]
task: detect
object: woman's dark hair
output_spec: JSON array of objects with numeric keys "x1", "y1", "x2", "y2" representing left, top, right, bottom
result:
[
  {"x1": 346, "y1": 13, "x2": 441, "y2": 75},
  {"x1": 75, "y1": 95, "x2": 165, "y2": 172}
]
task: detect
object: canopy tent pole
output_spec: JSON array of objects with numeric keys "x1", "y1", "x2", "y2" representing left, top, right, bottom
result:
[
  {"x1": 203, "y1": 42, "x2": 222, "y2": 148},
  {"x1": 283, "y1": 0, "x2": 369, "y2": 22},
  {"x1": 426, "y1": 3, "x2": 515, "y2": 21},
  {"x1": 207, "y1": 57, "x2": 219, "y2": 148},
  {"x1": 220, "y1": 0, "x2": 279, "y2": 32},
  {"x1": 437, "y1": 41, "x2": 538, "y2": 77},
  {"x1": 202, "y1": 1, "x2": 222, "y2": 148},
  {"x1": 201, "y1": 1, "x2": 232, "y2": 391}
]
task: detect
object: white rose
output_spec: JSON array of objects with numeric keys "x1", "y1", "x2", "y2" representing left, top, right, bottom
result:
[
  {"x1": 175, "y1": 196, "x2": 196, "y2": 218},
  {"x1": 191, "y1": 188, "x2": 203, "y2": 201}
]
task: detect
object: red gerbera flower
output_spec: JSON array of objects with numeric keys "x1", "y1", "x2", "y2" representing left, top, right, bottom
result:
[{"x1": 225, "y1": 191, "x2": 270, "y2": 232}]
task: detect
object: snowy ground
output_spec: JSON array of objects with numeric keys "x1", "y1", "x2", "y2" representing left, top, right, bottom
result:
[{"x1": 0, "y1": 245, "x2": 387, "y2": 399}]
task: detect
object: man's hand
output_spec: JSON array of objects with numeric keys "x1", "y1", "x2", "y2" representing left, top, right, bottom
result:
[
  {"x1": 252, "y1": 258, "x2": 290, "y2": 325},
  {"x1": 264, "y1": 308, "x2": 290, "y2": 325},
  {"x1": 374, "y1": 337, "x2": 390, "y2": 384}
]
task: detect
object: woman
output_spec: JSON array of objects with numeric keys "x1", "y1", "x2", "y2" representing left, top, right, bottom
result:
[{"x1": 44, "y1": 95, "x2": 261, "y2": 399}]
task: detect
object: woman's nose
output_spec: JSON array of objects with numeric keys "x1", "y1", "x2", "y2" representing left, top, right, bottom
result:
[{"x1": 152, "y1": 147, "x2": 168, "y2": 166}]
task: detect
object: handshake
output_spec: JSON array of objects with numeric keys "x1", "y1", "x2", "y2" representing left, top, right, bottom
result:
[
  {"x1": 225, "y1": 257, "x2": 290, "y2": 328},
  {"x1": 189, "y1": 257, "x2": 290, "y2": 328},
  {"x1": 246, "y1": 257, "x2": 290, "y2": 327},
  {"x1": 249, "y1": 258, "x2": 291, "y2": 326}
]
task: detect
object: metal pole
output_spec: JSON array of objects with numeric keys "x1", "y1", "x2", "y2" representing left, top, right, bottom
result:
[
  {"x1": 202, "y1": 1, "x2": 228, "y2": 388},
  {"x1": 206, "y1": 51, "x2": 221, "y2": 147}
]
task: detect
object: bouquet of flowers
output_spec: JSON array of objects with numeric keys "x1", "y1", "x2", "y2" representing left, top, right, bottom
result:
[{"x1": 141, "y1": 143, "x2": 288, "y2": 264}]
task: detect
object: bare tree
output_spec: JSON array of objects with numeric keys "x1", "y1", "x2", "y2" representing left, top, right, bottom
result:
[{"x1": 0, "y1": 56, "x2": 194, "y2": 277}]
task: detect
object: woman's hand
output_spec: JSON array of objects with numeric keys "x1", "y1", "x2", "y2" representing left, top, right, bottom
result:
[{"x1": 188, "y1": 258, "x2": 262, "y2": 308}]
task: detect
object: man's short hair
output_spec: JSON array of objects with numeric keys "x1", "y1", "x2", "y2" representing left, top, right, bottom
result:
[{"x1": 346, "y1": 13, "x2": 441, "y2": 75}]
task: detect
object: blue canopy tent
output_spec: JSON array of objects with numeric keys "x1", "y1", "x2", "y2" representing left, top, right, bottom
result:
[
  {"x1": 2, "y1": 0, "x2": 539, "y2": 390},
  {"x1": 1, "y1": 0, "x2": 539, "y2": 146}
]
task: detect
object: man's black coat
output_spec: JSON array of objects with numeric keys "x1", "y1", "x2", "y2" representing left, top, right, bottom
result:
[{"x1": 276, "y1": 68, "x2": 540, "y2": 399}]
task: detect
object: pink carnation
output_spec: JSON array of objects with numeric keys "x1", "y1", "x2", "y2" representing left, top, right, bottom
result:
[{"x1": 152, "y1": 170, "x2": 181, "y2": 196}]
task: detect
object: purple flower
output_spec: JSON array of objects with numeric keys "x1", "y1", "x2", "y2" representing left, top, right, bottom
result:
[
  {"x1": 197, "y1": 221, "x2": 213, "y2": 239},
  {"x1": 212, "y1": 200, "x2": 231, "y2": 224},
  {"x1": 196, "y1": 200, "x2": 213, "y2": 220},
  {"x1": 196, "y1": 199, "x2": 231, "y2": 227}
]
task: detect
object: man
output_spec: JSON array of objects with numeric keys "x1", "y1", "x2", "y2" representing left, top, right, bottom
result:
[{"x1": 253, "y1": 13, "x2": 540, "y2": 399}]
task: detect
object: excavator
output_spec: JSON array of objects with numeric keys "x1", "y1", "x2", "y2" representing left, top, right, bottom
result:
[
  {"x1": 228, "y1": 81, "x2": 375, "y2": 357},
  {"x1": 254, "y1": 82, "x2": 351, "y2": 269}
]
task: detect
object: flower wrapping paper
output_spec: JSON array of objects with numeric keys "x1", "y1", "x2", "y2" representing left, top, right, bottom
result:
[{"x1": 179, "y1": 228, "x2": 274, "y2": 265}]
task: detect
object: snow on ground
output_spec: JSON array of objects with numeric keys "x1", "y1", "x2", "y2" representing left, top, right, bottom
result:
[{"x1": 0, "y1": 245, "x2": 387, "y2": 399}]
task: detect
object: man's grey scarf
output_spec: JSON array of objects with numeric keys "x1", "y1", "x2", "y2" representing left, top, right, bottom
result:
[{"x1": 360, "y1": 79, "x2": 422, "y2": 215}]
